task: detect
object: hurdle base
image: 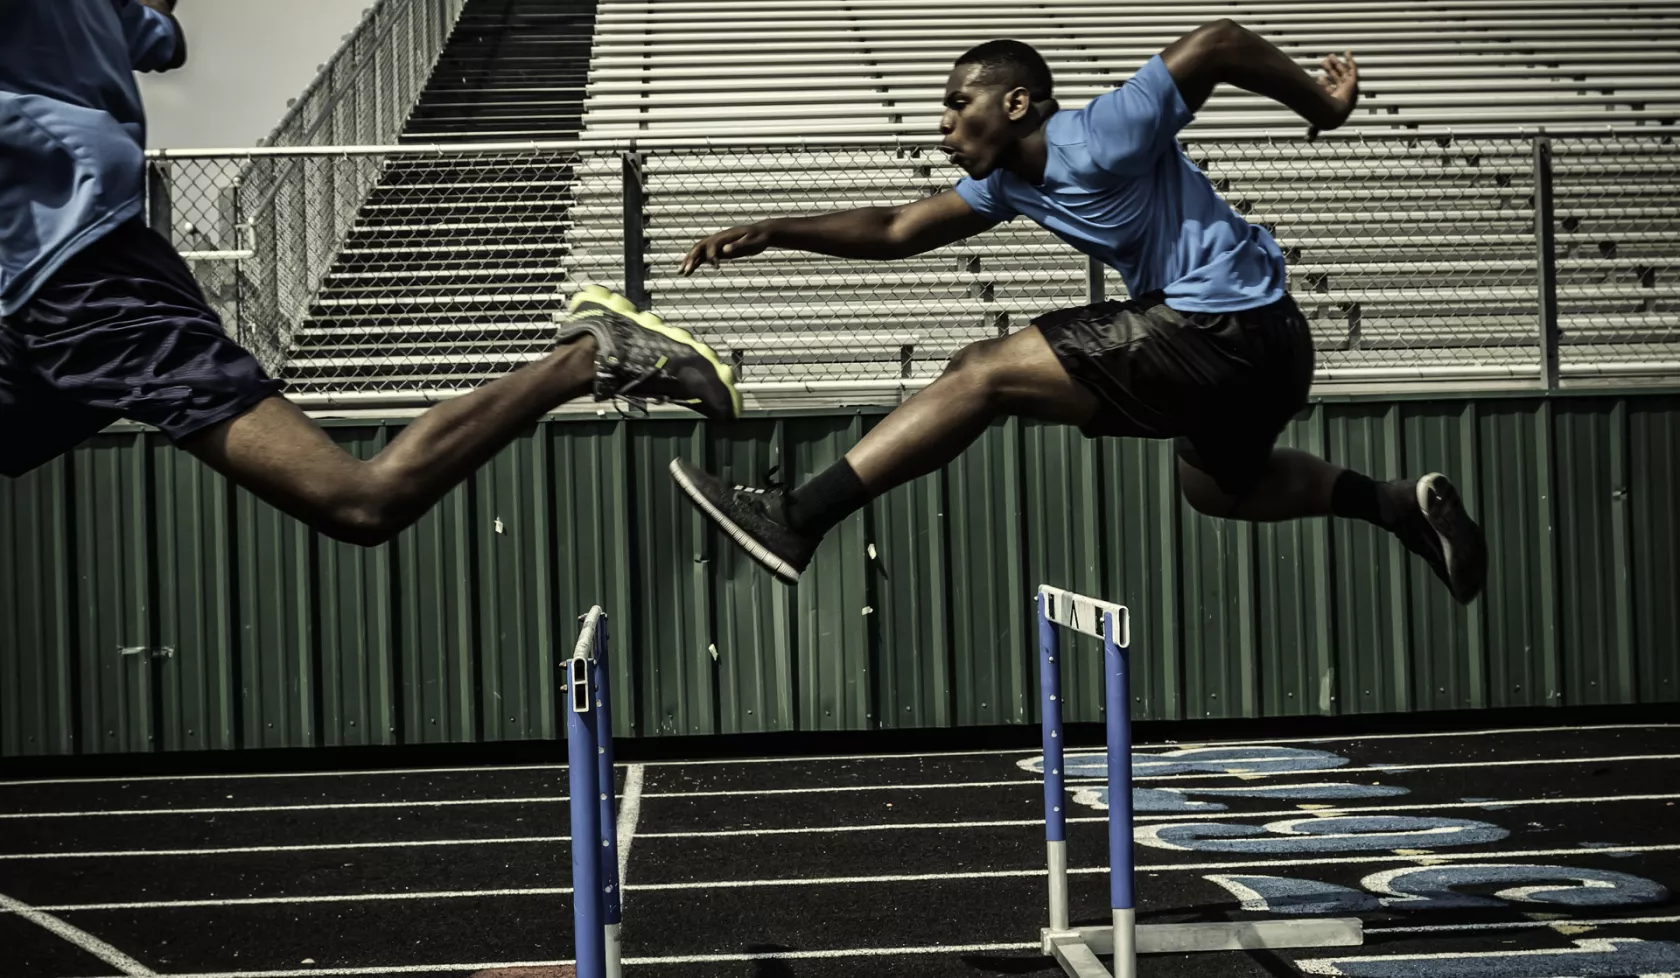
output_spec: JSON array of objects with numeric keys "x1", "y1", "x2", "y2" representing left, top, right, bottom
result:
[{"x1": 1042, "y1": 917, "x2": 1362, "y2": 971}]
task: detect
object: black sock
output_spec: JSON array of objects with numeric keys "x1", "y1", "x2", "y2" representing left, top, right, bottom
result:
[
  {"x1": 785, "y1": 458, "x2": 870, "y2": 537},
  {"x1": 1330, "y1": 470, "x2": 1397, "y2": 528}
]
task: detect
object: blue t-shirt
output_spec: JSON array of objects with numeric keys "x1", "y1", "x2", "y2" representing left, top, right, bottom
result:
[
  {"x1": 0, "y1": 0, "x2": 183, "y2": 316},
  {"x1": 954, "y1": 55, "x2": 1287, "y2": 313}
]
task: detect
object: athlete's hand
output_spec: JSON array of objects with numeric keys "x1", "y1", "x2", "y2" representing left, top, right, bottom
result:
[
  {"x1": 1308, "y1": 51, "x2": 1358, "y2": 140},
  {"x1": 679, "y1": 224, "x2": 773, "y2": 275}
]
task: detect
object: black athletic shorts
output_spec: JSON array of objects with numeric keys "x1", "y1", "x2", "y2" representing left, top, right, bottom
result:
[
  {"x1": 1032, "y1": 290, "x2": 1315, "y2": 498},
  {"x1": 0, "y1": 219, "x2": 283, "y2": 478}
]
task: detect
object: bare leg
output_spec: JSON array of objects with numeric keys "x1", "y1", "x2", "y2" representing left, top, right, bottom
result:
[
  {"x1": 1177, "y1": 446, "x2": 1487, "y2": 603},
  {"x1": 665, "y1": 327, "x2": 1102, "y2": 580},
  {"x1": 739, "y1": 327, "x2": 1100, "y2": 542},
  {"x1": 669, "y1": 325, "x2": 1486, "y2": 601},
  {"x1": 1178, "y1": 448, "x2": 1381, "y2": 523},
  {"x1": 183, "y1": 337, "x2": 597, "y2": 546},
  {"x1": 844, "y1": 326, "x2": 1099, "y2": 494}
]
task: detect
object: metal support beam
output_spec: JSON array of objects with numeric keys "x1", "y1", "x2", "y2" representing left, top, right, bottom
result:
[
  {"x1": 1087, "y1": 255, "x2": 1106, "y2": 306},
  {"x1": 623, "y1": 151, "x2": 647, "y2": 310},
  {"x1": 146, "y1": 160, "x2": 173, "y2": 245},
  {"x1": 1533, "y1": 134, "x2": 1560, "y2": 389}
]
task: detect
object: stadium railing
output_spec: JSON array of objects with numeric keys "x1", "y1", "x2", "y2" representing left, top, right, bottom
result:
[{"x1": 142, "y1": 127, "x2": 1678, "y2": 408}]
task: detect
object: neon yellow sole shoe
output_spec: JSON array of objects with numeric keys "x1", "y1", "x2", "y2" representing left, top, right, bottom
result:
[{"x1": 556, "y1": 284, "x2": 742, "y2": 421}]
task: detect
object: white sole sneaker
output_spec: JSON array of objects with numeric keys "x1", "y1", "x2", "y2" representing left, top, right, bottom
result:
[
  {"x1": 668, "y1": 458, "x2": 804, "y2": 585},
  {"x1": 1415, "y1": 472, "x2": 1487, "y2": 604}
]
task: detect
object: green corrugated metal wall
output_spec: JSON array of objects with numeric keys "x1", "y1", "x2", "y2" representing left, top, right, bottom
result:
[{"x1": 2, "y1": 392, "x2": 1677, "y2": 757}]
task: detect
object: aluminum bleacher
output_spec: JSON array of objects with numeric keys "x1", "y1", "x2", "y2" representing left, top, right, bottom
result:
[
  {"x1": 271, "y1": 0, "x2": 1678, "y2": 403},
  {"x1": 281, "y1": 0, "x2": 594, "y2": 399},
  {"x1": 404, "y1": 0, "x2": 597, "y2": 141},
  {"x1": 570, "y1": 0, "x2": 1679, "y2": 396},
  {"x1": 584, "y1": 2, "x2": 1680, "y2": 135}
]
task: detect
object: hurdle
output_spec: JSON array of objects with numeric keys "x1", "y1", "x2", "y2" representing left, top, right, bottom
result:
[
  {"x1": 566, "y1": 605, "x2": 623, "y2": 978},
  {"x1": 1035, "y1": 584, "x2": 1363, "y2": 978}
]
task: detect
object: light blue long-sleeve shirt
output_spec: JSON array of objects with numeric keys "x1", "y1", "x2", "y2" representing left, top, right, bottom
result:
[{"x1": 0, "y1": 0, "x2": 184, "y2": 315}]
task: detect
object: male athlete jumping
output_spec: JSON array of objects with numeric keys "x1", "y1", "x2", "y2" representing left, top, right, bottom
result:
[
  {"x1": 669, "y1": 21, "x2": 1487, "y2": 603},
  {"x1": 2, "y1": 0, "x2": 738, "y2": 545}
]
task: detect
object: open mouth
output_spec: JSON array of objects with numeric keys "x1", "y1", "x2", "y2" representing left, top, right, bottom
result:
[{"x1": 939, "y1": 145, "x2": 965, "y2": 165}]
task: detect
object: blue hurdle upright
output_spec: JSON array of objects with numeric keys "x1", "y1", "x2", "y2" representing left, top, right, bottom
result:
[
  {"x1": 566, "y1": 606, "x2": 623, "y2": 978},
  {"x1": 1035, "y1": 584, "x2": 1363, "y2": 978}
]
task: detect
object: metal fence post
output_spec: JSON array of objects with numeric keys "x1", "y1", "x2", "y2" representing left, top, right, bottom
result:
[
  {"x1": 231, "y1": 175, "x2": 247, "y2": 346},
  {"x1": 623, "y1": 151, "x2": 647, "y2": 311},
  {"x1": 1533, "y1": 134, "x2": 1560, "y2": 389},
  {"x1": 146, "y1": 160, "x2": 173, "y2": 246},
  {"x1": 1087, "y1": 255, "x2": 1106, "y2": 306}
]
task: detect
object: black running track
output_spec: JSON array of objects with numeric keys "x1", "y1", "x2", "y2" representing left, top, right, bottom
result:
[{"x1": 2, "y1": 724, "x2": 1678, "y2": 978}]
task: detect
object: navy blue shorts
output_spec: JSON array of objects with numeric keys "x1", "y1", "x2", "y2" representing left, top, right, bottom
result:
[{"x1": 0, "y1": 219, "x2": 283, "y2": 478}]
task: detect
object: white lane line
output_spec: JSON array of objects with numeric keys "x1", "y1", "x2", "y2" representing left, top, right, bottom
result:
[
  {"x1": 67, "y1": 921, "x2": 1680, "y2": 978},
  {"x1": 616, "y1": 764, "x2": 645, "y2": 902},
  {"x1": 7, "y1": 723, "x2": 1670, "y2": 789},
  {"x1": 7, "y1": 752, "x2": 1677, "y2": 820},
  {"x1": 1129, "y1": 791, "x2": 1679, "y2": 822},
  {"x1": 1090, "y1": 841, "x2": 1680, "y2": 874},
  {"x1": 648, "y1": 747, "x2": 1054, "y2": 767},
  {"x1": 82, "y1": 962, "x2": 583, "y2": 978},
  {"x1": 0, "y1": 763, "x2": 568, "y2": 789},
  {"x1": 0, "y1": 837, "x2": 571, "y2": 861},
  {"x1": 641, "y1": 723, "x2": 1680, "y2": 767},
  {"x1": 10, "y1": 843, "x2": 1677, "y2": 913},
  {"x1": 1298, "y1": 937, "x2": 1680, "y2": 974},
  {"x1": 638, "y1": 790, "x2": 1680, "y2": 837},
  {"x1": 13, "y1": 887, "x2": 574, "y2": 913},
  {"x1": 649, "y1": 777, "x2": 1071, "y2": 798},
  {"x1": 636, "y1": 817, "x2": 1049, "y2": 839},
  {"x1": 1, "y1": 780, "x2": 1089, "y2": 817},
  {"x1": 0, "y1": 795, "x2": 568, "y2": 820},
  {"x1": 75, "y1": 942, "x2": 1045, "y2": 978},
  {"x1": 635, "y1": 941, "x2": 1037, "y2": 964},
  {"x1": 645, "y1": 753, "x2": 1680, "y2": 799},
  {"x1": 621, "y1": 843, "x2": 1680, "y2": 893},
  {"x1": 4, "y1": 790, "x2": 1673, "y2": 860},
  {"x1": 1366, "y1": 913, "x2": 1680, "y2": 935},
  {"x1": 1107, "y1": 723, "x2": 1679, "y2": 750},
  {"x1": 1364, "y1": 753, "x2": 1680, "y2": 772},
  {"x1": 0, "y1": 890, "x2": 156, "y2": 975}
]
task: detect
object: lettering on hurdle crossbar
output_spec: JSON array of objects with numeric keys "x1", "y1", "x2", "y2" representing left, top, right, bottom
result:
[
  {"x1": 1035, "y1": 585, "x2": 1362, "y2": 978},
  {"x1": 566, "y1": 606, "x2": 623, "y2": 978}
]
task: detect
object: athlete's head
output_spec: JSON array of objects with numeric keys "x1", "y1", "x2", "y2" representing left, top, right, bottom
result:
[{"x1": 940, "y1": 39, "x2": 1056, "y2": 178}]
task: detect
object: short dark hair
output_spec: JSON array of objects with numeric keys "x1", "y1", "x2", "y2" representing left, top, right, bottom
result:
[{"x1": 954, "y1": 39, "x2": 1054, "y2": 101}]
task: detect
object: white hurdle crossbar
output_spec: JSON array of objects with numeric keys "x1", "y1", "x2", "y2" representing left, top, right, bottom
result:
[{"x1": 1034, "y1": 584, "x2": 1363, "y2": 978}]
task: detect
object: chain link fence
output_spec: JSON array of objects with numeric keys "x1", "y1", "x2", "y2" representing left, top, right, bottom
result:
[
  {"x1": 144, "y1": 130, "x2": 1678, "y2": 407},
  {"x1": 1553, "y1": 134, "x2": 1680, "y2": 379},
  {"x1": 609, "y1": 145, "x2": 1089, "y2": 392},
  {"x1": 148, "y1": 149, "x2": 583, "y2": 399},
  {"x1": 261, "y1": 0, "x2": 466, "y2": 150},
  {"x1": 136, "y1": 0, "x2": 469, "y2": 387},
  {"x1": 1185, "y1": 135, "x2": 1544, "y2": 381}
]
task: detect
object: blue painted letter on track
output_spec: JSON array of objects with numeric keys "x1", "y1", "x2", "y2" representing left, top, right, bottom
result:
[{"x1": 1138, "y1": 815, "x2": 1509, "y2": 853}]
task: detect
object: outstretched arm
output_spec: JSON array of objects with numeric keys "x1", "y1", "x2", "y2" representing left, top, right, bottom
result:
[
  {"x1": 678, "y1": 190, "x2": 996, "y2": 274},
  {"x1": 1160, "y1": 19, "x2": 1357, "y2": 137}
]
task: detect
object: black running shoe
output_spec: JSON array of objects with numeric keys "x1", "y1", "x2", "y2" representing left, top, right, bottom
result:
[
  {"x1": 1390, "y1": 472, "x2": 1487, "y2": 604},
  {"x1": 555, "y1": 284, "x2": 741, "y2": 421},
  {"x1": 668, "y1": 458, "x2": 819, "y2": 584}
]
